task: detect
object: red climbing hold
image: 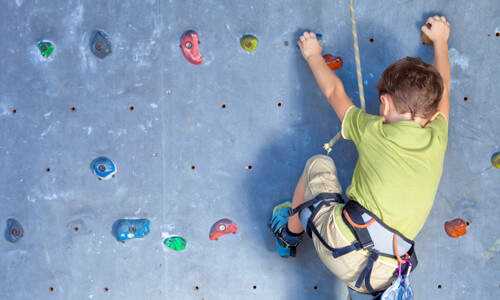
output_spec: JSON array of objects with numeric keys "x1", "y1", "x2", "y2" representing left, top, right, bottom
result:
[
  {"x1": 323, "y1": 54, "x2": 343, "y2": 71},
  {"x1": 209, "y1": 218, "x2": 238, "y2": 240},
  {"x1": 444, "y1": 218, "x2": 468, "y2": 238},
  {"x1": 180, "y1": 30, "x2": 202, "y2": 65}
]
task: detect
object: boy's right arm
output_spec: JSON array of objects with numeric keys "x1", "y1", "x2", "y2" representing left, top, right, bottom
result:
[
  {"x1": 422, "y1": 16, "x2": 451, "y2": 122},
  {"x1": 298, "y1": 32, "x2": 354, "y2": 122}
]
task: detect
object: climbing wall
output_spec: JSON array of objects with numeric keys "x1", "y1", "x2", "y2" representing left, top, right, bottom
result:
[{"x1": 1, "y1": 0, "x2": 499, "y2": 299}]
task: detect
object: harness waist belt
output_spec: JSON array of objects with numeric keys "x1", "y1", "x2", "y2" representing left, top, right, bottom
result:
[{"x1": 342, "y1": 200, "x2": 414, "y2": 259}]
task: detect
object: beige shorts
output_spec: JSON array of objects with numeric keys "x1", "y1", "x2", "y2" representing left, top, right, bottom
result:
[{"x1": 302, "y1": 155, "x2": 397, "y2": 293}]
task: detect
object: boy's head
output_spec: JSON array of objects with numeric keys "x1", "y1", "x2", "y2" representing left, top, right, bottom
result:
[{"x1": 376, "y1": 57, "x2": 444, "y2": 120}]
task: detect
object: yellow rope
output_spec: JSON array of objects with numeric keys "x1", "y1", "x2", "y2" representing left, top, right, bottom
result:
[{"x1": 324, "y1": 0, "x2": 366, "y2": 154}]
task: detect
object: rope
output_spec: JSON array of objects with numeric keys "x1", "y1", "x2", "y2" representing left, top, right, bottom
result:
[{"x1": 324, "y1": 0, "x2": 366, "y2": 154}]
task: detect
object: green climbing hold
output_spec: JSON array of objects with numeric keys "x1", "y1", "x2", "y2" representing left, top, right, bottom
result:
[
  {"x1": 240, "y1": 35, "x2": 258, "y2": 52},
  {"x1": 38, "y1": 42, "x2": 54, "y2": 58},
  {"x1": 164, "y1": 236, "x2": 187, "y2": 251},
  {"x1": 492, "y1": 152, "x2": 500, "y2": 168}
]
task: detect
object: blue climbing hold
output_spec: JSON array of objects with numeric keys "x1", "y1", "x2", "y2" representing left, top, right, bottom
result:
[
  {"x1": 6, "y1": 218, "x2": 24, "y2": 243},
  {"x1": 91, "y1": 156, "x2": 116, "y2": 180},
  {"x1": 116, "y1": 219, "x2": 150, "y2": 242}
]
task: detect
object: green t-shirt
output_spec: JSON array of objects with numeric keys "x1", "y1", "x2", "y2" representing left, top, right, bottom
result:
[{"x1": 338, "y1": 106, "x2": 448, "y2": 239}]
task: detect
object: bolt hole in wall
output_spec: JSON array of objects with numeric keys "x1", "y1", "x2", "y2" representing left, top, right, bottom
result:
[
  {"x1": 73, "y1": 227, "x2": 79, "y2": 232},
  {"x1": 129, "y1": 105, "x2": 135, "y2": 111},
  {"x1": 369, "y1": 37, "x2": 374, "y2": 42},
  {"x1": 12, "y1": 109, "x2": 16, "y2": 114},
  {"x1": 245, "y1": 165, "x2": 252, "y2": 170},
  {"x1": 45, "y1": 168, "x2": 50, "y2": 172},
  {"x1": 49, "y1": 287, "x2": 54, "y2": 292},
  {"x1": 194, "y1": 286, "x2": 199, "y2": 291},
  {"x1": 284, "y1": 40, "x2": 289, "y2": 46},
  {"x1": 221, "y1": 103, "x2": 226, "y2": 109},
  {"x1": 191, "y1": 165, "x2": 196, "y2": 170},
  {"x1": 463, "y1": 96, "x2": 468, "y2": 101},
  {"x1": 313, "y1": 285, "x2": 319, "y2": 290},
  {"x1": 496, "y1": 32, "x2": 499, "y2": 37},
  {"x1": 103, "y1": 287, "x2": 109, "y2": 292},
  {"x1": 277, "y1": 101, "x2": 282, "y2": 107},
  {"x1": 70, "y1": 106, "x2": 76, "y2": 111},
  {"x1": 437, "y1": 284, "x2": 442, "y2": 289},
  {"x1": 252, "y1": 285, "x2": 257, "y2": 290}
]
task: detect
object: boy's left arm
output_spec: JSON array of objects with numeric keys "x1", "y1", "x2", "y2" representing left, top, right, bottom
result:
[
  {"x1": 422, "y1": 16, "x2": 451, "y2": 122},
  {"x1": 298, "y1": 32, "x2": 354, "y2": 122}
]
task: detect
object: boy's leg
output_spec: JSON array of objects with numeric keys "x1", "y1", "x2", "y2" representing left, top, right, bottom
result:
[
  {"x1": 270, "y1": 155, "x2": 342, "y2": 257},
  {"x1": 288, "y1": 175, "x2": 306, "y2": 234}
]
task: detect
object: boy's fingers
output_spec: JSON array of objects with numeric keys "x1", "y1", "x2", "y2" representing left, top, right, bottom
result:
[
  {"x1": 300, "y1": 35, "x2": 306, "y2": 42},
  {"x1": 440, "y1": 16, "x2": 447, "y2": 22},
  {"x1": 426, "y1": 17, "x2": 435, "y2": 25},
  {"x1": 433, "y1": 15, "x2": 441, "y2": 21},
  {"x1": 421, "y1": 25, "x2": 431, "y2": 35},
  {"x1": 310, "y1": 32, "x2": 316, "y2": 38}
]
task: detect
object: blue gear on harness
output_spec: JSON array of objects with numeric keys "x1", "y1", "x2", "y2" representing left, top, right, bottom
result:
[
  {"x1": 269, "y1": 200, "x2": 303, "y2": 258},
  {"x1": 289, "y1": 193, "x2": 418, "y2": 298}
]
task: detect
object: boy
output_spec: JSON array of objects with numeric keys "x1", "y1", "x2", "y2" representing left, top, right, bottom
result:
[{"x1": 269, "y1": 16, "x2": 450, "y2": 299}]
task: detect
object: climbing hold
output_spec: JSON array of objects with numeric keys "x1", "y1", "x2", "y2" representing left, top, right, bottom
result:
[
  {"x1": 421, "y1": 23, "x2": 433, "y2": 46},
  {"x1": 90, "y1": 30, "x2": 112, "y2": 59},
  {"x1": 6, "y1": 218, "x2": 24, "y2": 243},
  {"x1": 491, "y1": 152, "x2": 500, "y2": 168},
  {"x1": 323, "y1": 54, "x2": 343, "y2": 71},
  {"x1": 116, "y1": 219, "x2": 150, "y2": 242},
  {"x1": 444, "y1": 218, "x2": 468, "y2": 238},
  {"x1": 209, "y1": 218, "x2": 238, "y2": 241},
  {"x1": 90, "y1": 156, "x2": 116, "y2": 180},
  {"x1": 38, "y1": 42, "x2": 54, "y2": 58},
  {"x1": 240, "y1": 35, "x2": 258, "y2": 52},
  {"x1": 180, "y1": 30, "x2": 202, "y2": 65},
  {"x1": 164, "y1": 236, "x2": 187, "y2": 251}
]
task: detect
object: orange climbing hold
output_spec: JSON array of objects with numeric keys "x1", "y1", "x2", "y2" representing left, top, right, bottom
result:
[
  {"x1": 444, "y1": 218, "x2": 468, "y2": 238},
  {"x1": 323, "y1": 54, "x2": 343, "y2": 71}
]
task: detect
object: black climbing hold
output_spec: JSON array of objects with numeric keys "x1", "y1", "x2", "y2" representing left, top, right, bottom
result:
[
  {"x1": 6, "y1": 218, "x2": 24, "y2": 243},
  {"x1": 90, "y1": 30, "x2": 112, "y2": 59}
]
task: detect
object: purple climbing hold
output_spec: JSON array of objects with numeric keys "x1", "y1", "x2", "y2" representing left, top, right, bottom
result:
[
  {"x1": 91, "y1": 30, "x2": 112, "y2": 59},
  {"x1": 6, "y1": 218, "x2": 24, "y2": 243}
]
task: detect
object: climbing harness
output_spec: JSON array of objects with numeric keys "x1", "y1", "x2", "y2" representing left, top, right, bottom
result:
[
  {"x1": 324, "y1": 0, "x2": 366, "y2": 154},
  {"x1": 289, "y1": 194, "x2": 418, "y2": 297}
]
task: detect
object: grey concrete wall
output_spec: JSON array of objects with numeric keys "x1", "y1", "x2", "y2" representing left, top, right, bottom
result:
[{"x1": 0, "y1": 0, "x2": 499, "y2": 299}]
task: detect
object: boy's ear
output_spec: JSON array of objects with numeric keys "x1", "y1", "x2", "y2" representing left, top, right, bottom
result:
[{"x1": 380, "y1": 95, "x2": 391, "y2": 117}]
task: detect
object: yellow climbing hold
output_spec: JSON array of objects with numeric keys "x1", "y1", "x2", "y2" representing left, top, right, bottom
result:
[{"x1": 241, "y1": 35, "x2": 258, "y2": 52}]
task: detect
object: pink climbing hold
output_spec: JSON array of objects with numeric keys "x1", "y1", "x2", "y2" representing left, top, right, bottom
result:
[
  {"x1": 180, "y1": 30, "x2": 202, "y2": 65},
  {"x1": 209, "y1": 218, "x2": 238, "y2": 240}
]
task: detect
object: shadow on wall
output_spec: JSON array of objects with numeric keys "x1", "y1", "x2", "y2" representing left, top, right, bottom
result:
[{"x1": 239, "y1": 27, "x2": 363, "y2": 299}]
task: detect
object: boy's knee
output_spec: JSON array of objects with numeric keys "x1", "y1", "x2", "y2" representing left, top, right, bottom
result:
[
  {"x1": 305, "y1": 155, "x2": 337, "y2": 174},
  {"x1": 302, "y1": 155, "x2": 342, "y2": 200}
]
